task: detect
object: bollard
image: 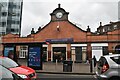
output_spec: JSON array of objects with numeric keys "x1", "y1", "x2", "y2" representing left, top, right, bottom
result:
[
  {"x1": 56, "y1": 59, "x2": 58, "y2": 65},
  {"x1": 55, "y1": 59, "x2": 58, "y2": 70},
  {"x1": 92, "y1": 59, "x2": 94, "y2": 73}
]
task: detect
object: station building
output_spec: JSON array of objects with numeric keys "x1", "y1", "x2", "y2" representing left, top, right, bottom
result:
[{"x1": 1, "y1": 4, "x2": 120, "y2": 62}]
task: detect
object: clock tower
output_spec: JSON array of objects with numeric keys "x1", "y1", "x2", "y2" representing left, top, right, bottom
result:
[{"x1": 50, "y1": 4, "x2": 69, "y2": 21}]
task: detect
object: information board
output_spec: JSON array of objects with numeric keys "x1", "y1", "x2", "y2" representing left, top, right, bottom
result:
[
  {"x1": 4, "y1": 46, "x2": 17, "y2": 62},
  {"x1": 4, "y1": 47, "x2": 14, "y2": 57},
  {"x1": 28, "y1": 46, "x2": 42, "y2": 70}
]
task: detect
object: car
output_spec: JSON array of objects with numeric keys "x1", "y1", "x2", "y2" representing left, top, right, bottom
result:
[
  {"x1": 0, "y1": 64, "x2": 23, "y2": 80},
  {"x1": 96, "y1": 54, "x2": 120, "y2": 80},
  {"x1": 0, "y1": 57, "x2": 36, "y2": 80}
]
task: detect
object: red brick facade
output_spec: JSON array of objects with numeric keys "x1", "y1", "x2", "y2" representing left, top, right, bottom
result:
[{"x1": 1, "y1": 5, "x2": 120, "y2": 62}]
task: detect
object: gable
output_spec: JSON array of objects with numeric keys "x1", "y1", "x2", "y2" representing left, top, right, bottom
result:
[{"x1": 34, "y1": 21, "x2": 87, "y2": 42}]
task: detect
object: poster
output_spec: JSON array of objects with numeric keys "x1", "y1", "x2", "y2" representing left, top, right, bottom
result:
[
  {"x1": 4, "y1": 47, "x2": 14, "y2": 59},
  {"x1": 28, "y1": 47, "x2": 41, "y2": 67}
]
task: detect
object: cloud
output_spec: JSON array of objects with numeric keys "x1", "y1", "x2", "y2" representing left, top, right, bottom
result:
[
  {"x1": 21, "y1": 0, "x2": 119, "y2": 36},
  {"x1": 23, "y1": 0, "x2": 120, "y2": 2}
]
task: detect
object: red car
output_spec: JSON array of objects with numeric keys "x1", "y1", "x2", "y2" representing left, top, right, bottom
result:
[{"x1": 0, "y1": 57, "x2": 36, "y2": 80}]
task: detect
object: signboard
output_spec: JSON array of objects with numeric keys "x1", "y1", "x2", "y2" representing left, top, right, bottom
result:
[
  {"x1": 4, "y1": 47, "x2": 14, "y2": 57},
  {"x1": 46, "y1": 38, "x2": 73, "y2": 43},
  {"x1": 28, "y1": 46, "x2": 42, "y2": 70},
  {"x1": 4, "y1": 46, "x2": 17, "y2": 62}
]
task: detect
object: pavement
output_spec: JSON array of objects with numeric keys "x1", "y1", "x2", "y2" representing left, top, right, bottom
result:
[{"x1": 18, "y1": 59, "x2": 95, "y2": 75}]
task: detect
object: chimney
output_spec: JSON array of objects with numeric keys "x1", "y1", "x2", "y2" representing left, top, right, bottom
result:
[
  {"x1": 100, "y1": 22, "x2": 102, "y2": 26},
  {"x1": 31, "y1": 28, "x2": 35, "y2": 34},
  {"x1": 38, "y1": 27, "x2": 41, "y2": 31},
  {"x1": 58, "y1": 3, "x2": 61, "y2": 8},
  {"x1": 87, "y1": 25, "x2": 91, "y2": 32}
]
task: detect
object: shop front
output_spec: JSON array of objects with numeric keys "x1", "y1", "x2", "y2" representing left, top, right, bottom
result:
[{"x1": 43, "y1": 43, "x2": 87, "y2": 63}]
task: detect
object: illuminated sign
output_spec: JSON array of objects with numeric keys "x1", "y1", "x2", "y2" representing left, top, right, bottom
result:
[
  {"x1": 4, "y1": 46, "x2": 17, "y2": 62},
  {"x1": 28, "y1": 47, "x2": 41, "y2": 67},
  {"x1": 4, "y1": 47, "x2": 14, "y2": 57}
]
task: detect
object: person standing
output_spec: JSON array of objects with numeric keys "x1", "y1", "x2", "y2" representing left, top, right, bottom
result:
[
  {"x1": 8, "y1": 50, "x2": 14, "y2": 60},
  {"x1": 93, "y1": 55, "x2": 97, "y2": 67}
]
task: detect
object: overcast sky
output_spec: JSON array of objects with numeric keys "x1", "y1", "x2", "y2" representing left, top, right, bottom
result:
[{"x1": 21, "y1": 0, "x2": 119, "y2": 36}]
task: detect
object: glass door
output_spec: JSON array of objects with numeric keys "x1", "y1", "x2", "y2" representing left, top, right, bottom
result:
[{"x1": 53, "y1": 47, "x2": 66, "y2": 62}]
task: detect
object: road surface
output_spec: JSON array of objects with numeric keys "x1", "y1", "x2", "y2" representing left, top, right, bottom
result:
[{"x1": 36, "y1": 73, "x2": 97, "y2": 80}]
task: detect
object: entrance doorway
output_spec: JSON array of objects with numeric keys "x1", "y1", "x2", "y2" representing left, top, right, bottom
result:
[{"x1": 53, "y1": 47, "x2": 66, "y2": 62}]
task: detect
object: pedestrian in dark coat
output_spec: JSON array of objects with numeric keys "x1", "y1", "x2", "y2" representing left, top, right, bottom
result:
[{"x1": 93, "y1": 55, "x2": 97, "y2": 67}]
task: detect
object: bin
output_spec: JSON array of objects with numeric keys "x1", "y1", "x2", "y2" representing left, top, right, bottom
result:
[{"x1": 63, "y1": 60, "x2": 73, "y2": 72}]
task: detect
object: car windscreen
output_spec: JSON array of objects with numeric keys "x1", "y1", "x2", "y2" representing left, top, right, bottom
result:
[
  {"x1": 0, "y1": 58, "x2": 19, "y2": 68},
  {"x1": 0, "y1": 65, "x2": 14, "y2": 80},
  {"x1": 110, "y1": 56, "x2": 120, "y2": 64}
]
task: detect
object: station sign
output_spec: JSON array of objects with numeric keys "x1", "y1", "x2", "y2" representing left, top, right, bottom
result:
[{"x1": 46, "y1": 38, "x2": 73, "y2": 43}]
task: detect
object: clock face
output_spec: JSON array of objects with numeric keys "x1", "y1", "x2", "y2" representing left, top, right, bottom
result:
[{"x1": 56, "y1": 12, "x2": 63, "y2": 19}]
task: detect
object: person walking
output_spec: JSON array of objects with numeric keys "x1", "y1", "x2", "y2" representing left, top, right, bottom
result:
[{"x1": 93, "y1": 55, "x2": 97, "y2": 67}]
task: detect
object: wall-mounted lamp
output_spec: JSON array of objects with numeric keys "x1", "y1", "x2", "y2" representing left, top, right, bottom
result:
[{"x1": 57, "y1": 25, "x2": 60, "y2": 31}]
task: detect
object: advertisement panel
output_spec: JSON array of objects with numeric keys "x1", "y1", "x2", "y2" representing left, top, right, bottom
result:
[
  {"x1": 28, "y1": 46, "x2": 42, "y2": 70},
  {"x1": 4, "y1": 47, "x2": 14, "y2": 59}
]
